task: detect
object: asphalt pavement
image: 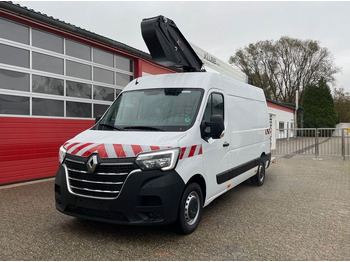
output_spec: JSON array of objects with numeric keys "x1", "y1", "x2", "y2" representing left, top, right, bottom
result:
[{"x1": 0, "y1": 156, "x2": 349, "y2": 260}]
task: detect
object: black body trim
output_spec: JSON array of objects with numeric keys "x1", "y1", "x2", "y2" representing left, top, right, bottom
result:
[{"x1": 55, "y1": 161, "x2": 185, "y2": 225}]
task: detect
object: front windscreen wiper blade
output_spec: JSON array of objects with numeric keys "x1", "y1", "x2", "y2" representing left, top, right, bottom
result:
[
  {"x1": 99, "y1": 123, "x2": 124, "y2": 131},
  {"x1": 123, "y1": 126, "x2": 164, "y2": 131}
]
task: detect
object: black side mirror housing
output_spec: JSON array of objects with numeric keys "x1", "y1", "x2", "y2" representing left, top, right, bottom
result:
[{"x1": 201, "y1": 114, "x2": 224, "y2": 140}]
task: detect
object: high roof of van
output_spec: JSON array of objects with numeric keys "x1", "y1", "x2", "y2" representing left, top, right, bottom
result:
[{"x1": 126, "y1": 72, "x2": 266, "y2": 102}]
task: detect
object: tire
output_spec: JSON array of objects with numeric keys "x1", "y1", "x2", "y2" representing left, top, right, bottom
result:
[
  {"x1": 177, "y1": 183, "x2": 203, "y2": 234},
  {"x1": 251, "y1": 159, "x2": 266, "y2": 186}
]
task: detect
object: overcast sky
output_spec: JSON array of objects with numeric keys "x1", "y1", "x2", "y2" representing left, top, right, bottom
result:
[{"x1": 15, "y1": 1, "x2": 350, "y2": 93}]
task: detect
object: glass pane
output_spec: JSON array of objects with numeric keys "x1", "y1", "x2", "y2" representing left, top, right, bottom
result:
[
  {"x1": 93, "y1": 67, "x2": 114, "y2": 84},
  {"x1": 212, "y1": 93, "x2": 224, "y2": 118},
  {"x1": 66, "y1": 80, "x2": 91, "y2": 99},
  {"x1": 93, "y1": 48, "x2": 113, "y2": 67},
  {"x1": 0, "y1": 94, "x2": 29, "y2": 115},
  {"x1": 66, "y1": 60, "x2": 91, "y2": 80},
  {"x1": 0, "y1": 17, "x2": 29, "y2": 44},
  {"x1": 32, "y1": 75, "x2": 64, "y2": 96},
  {"x1": 94, "y1": 104, "x2": 109, "y2": 118},
  {"x1": 32, "y1": 29, "x2": 63, "y2": 53},
  {"x1": 32, "y1": 98, "x2": 64, "y2": 116},
  {"x1": 32, "y1": 52, "x2": 63, "y2": 74},
  {"x1": 0, "y1": 44, "x2": 29, "y2": 68},
  {"x1": 116, "y1": 89, "x2": 122, "y2": 98},
  {"x1": 0, "y1": 68, "x2": 29, "y2": 92},
  {"x1": 66, "y1": 39, "x2": 91, "y2": 61},
  {"x1": 116, "y1": 72, "x2": 132, "y2": 87},
  {"x1": 115, "y1": 55, "x2": 133, "y2": 72},
  {"x1": 100, "y1": 88, "x2": 203, "y2": 131},
  {"x1": 93, "y1": 85, "x2": 114, "y2": 101},
  {"x1": 66, "y1": 101, "x2": 91, "y2": 118}
]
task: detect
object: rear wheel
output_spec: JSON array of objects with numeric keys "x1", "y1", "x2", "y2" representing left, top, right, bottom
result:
[
  {"x1": 177, "y1": 183, "x2": 203, "y2": 234},
  {"x1": 251, "y1": 160, "x2": 265, "y2": 186}
]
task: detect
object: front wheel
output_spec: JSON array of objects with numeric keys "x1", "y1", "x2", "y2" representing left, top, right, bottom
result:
[{"x1": 177, "y1": 183, "x2": 203, "y2": 234}]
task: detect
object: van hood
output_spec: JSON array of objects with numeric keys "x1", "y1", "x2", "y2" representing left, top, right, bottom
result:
[{"x1": 63, "y1": 130, "x2": 186, "y2": 158}]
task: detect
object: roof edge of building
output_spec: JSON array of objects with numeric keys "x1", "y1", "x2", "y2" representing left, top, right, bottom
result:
[{"x1": 0, "y1": 1, "x2": 152, "y2": 61}]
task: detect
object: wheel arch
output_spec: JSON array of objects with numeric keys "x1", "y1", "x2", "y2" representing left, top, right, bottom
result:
[{"x1": 186, "y1": 174, "x2": 207, "y2": 203}]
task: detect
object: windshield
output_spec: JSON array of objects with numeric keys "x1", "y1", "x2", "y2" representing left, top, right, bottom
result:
[{"x1": 96, "y1": 88, "x2": 204, "y2": 131}]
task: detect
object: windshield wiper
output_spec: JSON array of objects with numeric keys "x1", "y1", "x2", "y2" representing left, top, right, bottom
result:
[
  {"x1": 123, "y1": 126, "x2": 164, "y2": 131},
  {"x1": 99, "y1": 123, "x2": 124, "y2": 131}
]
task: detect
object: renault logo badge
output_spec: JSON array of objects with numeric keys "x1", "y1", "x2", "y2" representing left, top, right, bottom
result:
[{"x1": 87, "y1": 155, "x2": 98, "y2": 173}]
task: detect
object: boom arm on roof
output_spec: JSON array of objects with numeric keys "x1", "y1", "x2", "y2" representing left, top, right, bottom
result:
[{"x1": 141, "y1": 15, "x2": 204, "y2": 72}]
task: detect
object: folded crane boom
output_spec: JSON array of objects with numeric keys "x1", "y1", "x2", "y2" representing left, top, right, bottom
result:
[{"x1": 141, "y1": 15, "x2": 204, "y2": 72}]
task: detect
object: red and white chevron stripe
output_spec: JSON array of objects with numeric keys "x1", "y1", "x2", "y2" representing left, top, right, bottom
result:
[
  {"x1": 179, "y1": 144, "x2": 203, "y2": 160},
  {"x1": 64, "y1": 142, "x2": 167, "y2": 158},
  {"x1": 265, "y1": 129, "x2": 271, "y2": 135}
]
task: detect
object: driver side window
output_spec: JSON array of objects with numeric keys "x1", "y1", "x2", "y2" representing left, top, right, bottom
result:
[{"x1": 203, "y1": 92, "x2": 224, "y2": 122}]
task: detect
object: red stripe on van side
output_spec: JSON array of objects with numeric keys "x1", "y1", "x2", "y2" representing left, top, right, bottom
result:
[
  {"x1": 188, "y1": 145, "x2": 197, "y2": 158},
  {"x1": 66, "y1": 142, "x2": 80, "y2": 151},
  {"x1": 71, "y1": 143, "x2": 93, "y2": 155},
  {"x1": 131, "y1": 145, "x2": 142, "y2": 156},
  {"x1": 113, "y1": 144, "x2": 126, "y2": 158},
  {"x1": 82, "y1": 144, "x2": 108, "y2": 158},
  {"x1": 179, "y1": 147, "x2": 186, "y2": 160},
  {"x1": 150, "y1": 146, "x2": 160, "y2": 151},
  {"x1": 198, "y1": 145, "x2": 203, "y2": 155}
]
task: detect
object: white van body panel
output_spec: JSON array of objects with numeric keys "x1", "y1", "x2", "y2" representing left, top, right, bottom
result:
[{"x1": 60, "y1": 72, "x2": 270, "y2": 210}]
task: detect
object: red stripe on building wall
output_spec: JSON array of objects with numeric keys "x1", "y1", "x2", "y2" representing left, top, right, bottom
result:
[
  {"x1": 267, "y1": 102, "x2": 294, "y2": 114},
  {"x1": 0, "y1": 117, "x2": 94, "y2": 185}
]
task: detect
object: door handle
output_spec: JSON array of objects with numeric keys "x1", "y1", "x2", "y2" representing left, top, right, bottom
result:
[{"x1": 223, "y1": 142, "x2": 230, "y2": 147}]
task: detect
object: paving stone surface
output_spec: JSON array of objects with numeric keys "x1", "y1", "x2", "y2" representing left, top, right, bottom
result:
[{"x1": 0, "y1": 156, "x2": 349, "y2": 260}]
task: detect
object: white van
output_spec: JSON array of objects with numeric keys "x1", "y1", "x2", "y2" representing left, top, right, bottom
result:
[{"x1": 55, "y1": 72, "x2": 271, "y2": 234}]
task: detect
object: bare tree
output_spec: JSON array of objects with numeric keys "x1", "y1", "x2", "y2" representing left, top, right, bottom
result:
[
  {"x1": 333, "y1": 87, "x2": 350, "y2": 123},
  {"x1": 229, "y1": 36, "x2": 340, "y2": 103}
]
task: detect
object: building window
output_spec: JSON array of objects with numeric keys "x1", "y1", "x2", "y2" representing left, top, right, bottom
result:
[
  {"x1": 279, "y1": 121, "x2": 284, "y2": 130},
  {"x1": 93, "y1": 48, "x2": 113, "y2": 67},
  {"x1": 0, "y1": 94, "x2": 29, "y2": 115},
  {"x1": 115, "y1": 55, "x2": 133, "y2": 72},
  {"x1": 0, "y1": 18, "x2": 135, "y2": 119},
  {"x1": 0, "y1": 69, "x2": 29, "y2": 92},
  {"x1": 93, "y1": 85, "x2": 114, "y2": 101},
  {"x1": 66, "y1": 80, "x2": 91, "y2": 99},
  {"x1": 32, "y1": 98, "x2": 64, "y2": 117},
  {"x1": 32, "y1": 52, "x2": 64, "y2": 75},
  {"x1": 93, "y1": 67, "x2": 114, "y2": 84},
  {"x1": 93, "y1": 104, "x2": 109, "y2": 118},
  {"x1": 0, "y1": 43, "x2": 29, "y2": 68},
  {"x1": 32, "y1": 29, "x2": 63, "y2": 53},
  {"x1": 116, "y1": 72, "x2": 133, "y2": 87},
  {"x1": 32, "y1": 75, "x2": 64, "y2": 96},
  {"x1": 66, "y1": 60, "x2": 91, "y2": 80},
  {"x1": 0, "y1": 17, "x2": 29, "y2": 44},
  {"x1": 66, "y1": 39, "x2": 91, "y2": 61},
  {"x1": 66, "y1": 101, "x2": 91, "y2": 118}
]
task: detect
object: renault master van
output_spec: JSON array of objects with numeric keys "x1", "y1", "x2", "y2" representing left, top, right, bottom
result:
[{"x1": 55, "y1": 72, "x2": 271, "y2": 234}]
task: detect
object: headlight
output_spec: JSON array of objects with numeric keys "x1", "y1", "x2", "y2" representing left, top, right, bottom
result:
[
  {"x1": 59, "y1": 146, "x2": 67, "y2": 164},
  {"x1": 135, "y1": 148, "x2": 180, "y2": 171}
]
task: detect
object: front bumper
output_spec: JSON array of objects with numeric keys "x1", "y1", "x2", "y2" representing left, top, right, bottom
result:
[{"x1": 55, "y1": 162, "x2": 185, "y2": 225}]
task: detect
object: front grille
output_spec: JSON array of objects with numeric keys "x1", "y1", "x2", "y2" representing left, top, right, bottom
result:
[{"x1": 64, "y1": 154, "x2": 138, "y2": 199}]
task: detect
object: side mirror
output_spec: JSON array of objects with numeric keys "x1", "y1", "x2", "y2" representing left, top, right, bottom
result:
[
  {"x1": 201, "y1": 114, "x2": 224, "y2": 140},
  {"x1": 95, "y1": 115, "x2": 102, "y2": 124}
]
